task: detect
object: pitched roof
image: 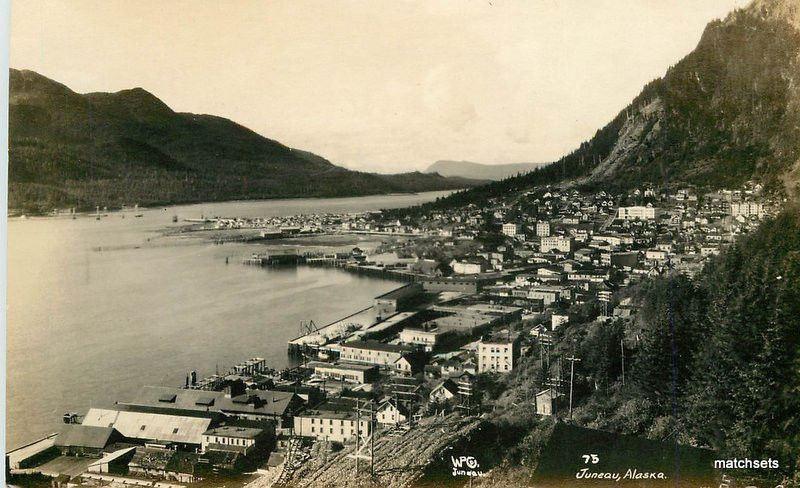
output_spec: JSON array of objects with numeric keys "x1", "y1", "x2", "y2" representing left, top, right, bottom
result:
[
  {"x1": 88, "y1": 446, "x2": 136, "y2": 467},
  {"x1": 433, "y1": 379, "x2": 459, "y2": 395},
  {"x1": 378, "y1": 399, "x2": 410, "y2": 417},
  {"x1": 54, "y1": 424, "x2": 115, "y2": 449},
  {"x1": 120, "y1": 385, "x2": 300, "y2": 418},
  {"x1": 82, "y1": 407, "x2": 213, "y2": 445},
  {"x1": 342, "y1": 340, "x2": 412, "y2": 354},
  {"x1": 203, "y1": 425, "x2": 263, "y2": 439}
]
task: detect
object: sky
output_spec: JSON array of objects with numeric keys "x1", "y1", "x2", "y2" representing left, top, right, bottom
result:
[{"x1": 10, "y1": 0, "x2": 751, "y2": 173}]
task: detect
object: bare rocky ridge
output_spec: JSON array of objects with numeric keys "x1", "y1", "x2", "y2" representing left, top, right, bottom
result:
[{"x1": 411, "y1": 0, "x2": 800, "y2": 211}]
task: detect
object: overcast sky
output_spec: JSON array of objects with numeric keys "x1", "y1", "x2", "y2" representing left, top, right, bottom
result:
[{"x1": 11, "y1": 0, "x2": 751, "y2": 173}]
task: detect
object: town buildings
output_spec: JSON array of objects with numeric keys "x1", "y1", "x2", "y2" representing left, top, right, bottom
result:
[
  {"x1": 339, "y1": 341, "x2": 414, "y2": 367},
  {"x1": 617, "y1": 205, "x2": 657, "y2": 220},
  {"x1": 477, "y1": 334, "x2": 521, "y2": 373}
]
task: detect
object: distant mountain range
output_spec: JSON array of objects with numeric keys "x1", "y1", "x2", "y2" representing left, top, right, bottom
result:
[
  {"x1": 7, "y1": 69, "x2": 484, "y2": 213},
  {"x1": 424, "y1": 160, "x2": 545, "y2": 181},
  {"x1": 409, "y1": 0, "x2": 800, "y2": 210}
]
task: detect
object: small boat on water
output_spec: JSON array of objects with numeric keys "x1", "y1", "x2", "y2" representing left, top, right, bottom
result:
[{"x1": 135, "y1": 214, "x2": 143, "y2": 218}]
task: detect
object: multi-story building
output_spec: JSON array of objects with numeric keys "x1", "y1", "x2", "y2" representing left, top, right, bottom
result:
[
  {"x1": 398, "y1": 326, "x2": 449, "y2": 352},
  {"x1": 477, "y1": 335, "x2": 520, "y2": 373},
  {"x1": 310, "y1": 361, "x2": 379, "y2": 384},
  {"x1": 450, "y1": 259, "x2": 487, "y2": 275},
  {"x1": 527, "y1": 286, "x2": 563, "y2": 305},
  {"x1": 502, "y1": 223, "x2": 520, "y2": 237},
  {"x1": 338, "y1": 341, "x2": 412, "y2": 367},
  {"x1": 616, "y1": 206, "x2": 657, "y2": 220},
  {"x1": 201, "y1": 425, "x2": 268, "y2": 456},
  {"x1": 730, "y1": 201, "x2": 765, "y2": 218},
  {"x1": 540, "y1": 236, "x2": 574, "y2": 253},
  {"x1": 293, "y1": 404, "x2": 371, "y2": 443},
  {"x1": 536, "y1": 221, "x2": 551, "y2": 237}
]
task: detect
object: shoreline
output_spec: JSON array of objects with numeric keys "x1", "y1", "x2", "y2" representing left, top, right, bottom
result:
[{"x1": 7, "y1": 189, "x2": 457, "y2": 219}]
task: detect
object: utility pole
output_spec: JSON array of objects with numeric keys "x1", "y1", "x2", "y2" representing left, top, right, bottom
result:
[
  {"x1": 545, "y1": 360, "x2": 564, "y2": 417},
  {"x1": 620, "y1": 337, "x2": 626, "y2": 387},
  {"x1": 355, "y1": 399, "x2": 360, "y2": 475},
  {"x1": 371, "y1": 404, "x2": 376, "y2": 478},
  {"x1": 348, "y1": 400, "x2": 375, "y2": 478},
  {"x1": 566, "y1": 356, "x2": 581, "y2": 420}
]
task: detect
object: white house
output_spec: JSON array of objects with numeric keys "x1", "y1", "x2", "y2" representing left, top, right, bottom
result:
[
  {"x1": 429, "y1": 379, "x2": 459, "y2": 403},
  {"x1": 376, "y1": 400, "x2": 409, "y2": 425},
  {"x1": 551, "y1": 313, "x2": 569, "y2": 330}
]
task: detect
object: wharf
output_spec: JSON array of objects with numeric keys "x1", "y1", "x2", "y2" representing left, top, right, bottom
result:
[
  {"x1": 6, "y1": 433, "x2": 58, "y2": 470},
  {"x1": 287, "y1": 306, "x2": 377, "y2": 356},
  {"x1": 243, "y1": 250, "x2": 303, "y2": 266}
]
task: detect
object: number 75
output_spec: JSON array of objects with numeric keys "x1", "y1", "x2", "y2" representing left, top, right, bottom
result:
[{"x1": 581, "y1": 454, "x2": 599, "y2": 464}]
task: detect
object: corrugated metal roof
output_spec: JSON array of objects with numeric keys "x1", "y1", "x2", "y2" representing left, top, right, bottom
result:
[
  {"x1": 82, "y1": 408, "x2": 212, "y2": 445},
  {"x1": 88, "y1": 446, "x2": 136, "y2": 467},
  {"x1": 54, "y1": 424, "x2": 115, "y2": 449},
  {"x1": 120, "y1": 386, "x2": 298, "y2": 417}
]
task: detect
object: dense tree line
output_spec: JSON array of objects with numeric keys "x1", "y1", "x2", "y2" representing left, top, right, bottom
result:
[{"x1": 574, "y1": 212, "x2": 800, "y2": 480}]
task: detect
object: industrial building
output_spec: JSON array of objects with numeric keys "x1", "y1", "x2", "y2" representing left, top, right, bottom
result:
[
  {"x1": 309, "y1": 361, "x2": 379, "y2": 384},
  {"x1": 338, "y1": 340, "x2": 413, "y2": 367}
]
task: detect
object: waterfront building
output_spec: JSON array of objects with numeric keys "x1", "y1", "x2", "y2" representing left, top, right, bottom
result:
[
  {"x1": 374, "y1": 283, "x2": 423, "y2": 319},
  {"x1": 128, "y1": 447, "x2": 200, "y2": 482},
  {"x1": 81, "y1": 407, "x2": 216, "y2": 449},
  {"x1": 339, "y1": 340, "x2": 413, "y2": 367},
  {"x1": 309, "y1": 361, "x2": 379, "y2": 384},
  {"x1": 398, "y1": 326, "x2": 449, "y2": 352},
  {"x1": 420, "y1": 276, "x2": 485, "y2": 294},
  {"x1": 450, "y1": 259, "x2": 488, "y2": 275},
  {"x1": 53, "y1": 424, "x2": 120, "y2": 457},
  {"x1": 118, "y1": 385, "x2": 304, "y2": 429},
  {"x1": 201, "y1": 425, "x2": 268, "y2": 456}
]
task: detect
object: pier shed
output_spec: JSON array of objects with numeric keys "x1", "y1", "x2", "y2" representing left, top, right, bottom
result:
[{"x1": 374, "y1": 283, "x2": 423, "y2": 319}]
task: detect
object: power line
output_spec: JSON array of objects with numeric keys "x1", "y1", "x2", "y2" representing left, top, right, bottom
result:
[{"x1": 566, "y1": 356, "x2": 582, "y2": 420}]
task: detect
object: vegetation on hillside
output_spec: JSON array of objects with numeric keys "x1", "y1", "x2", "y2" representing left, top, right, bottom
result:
[
  {"x1": 8, "y1": 69, "x2": 481, "y2": 214},
  {"x1": 471, "y1": 212, "x2": 800, "y2": 485}
]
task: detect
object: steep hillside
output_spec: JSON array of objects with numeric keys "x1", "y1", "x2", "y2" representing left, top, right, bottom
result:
[
  {"x1": 8, "y1": 69, "x2": 481, "y2": 213},
  {"x1": 408, "y1": 0, "x2": 800, "y2": 211},
  {"x1": 425, "y1": 160, "x2": 544, "y2": 181}
]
